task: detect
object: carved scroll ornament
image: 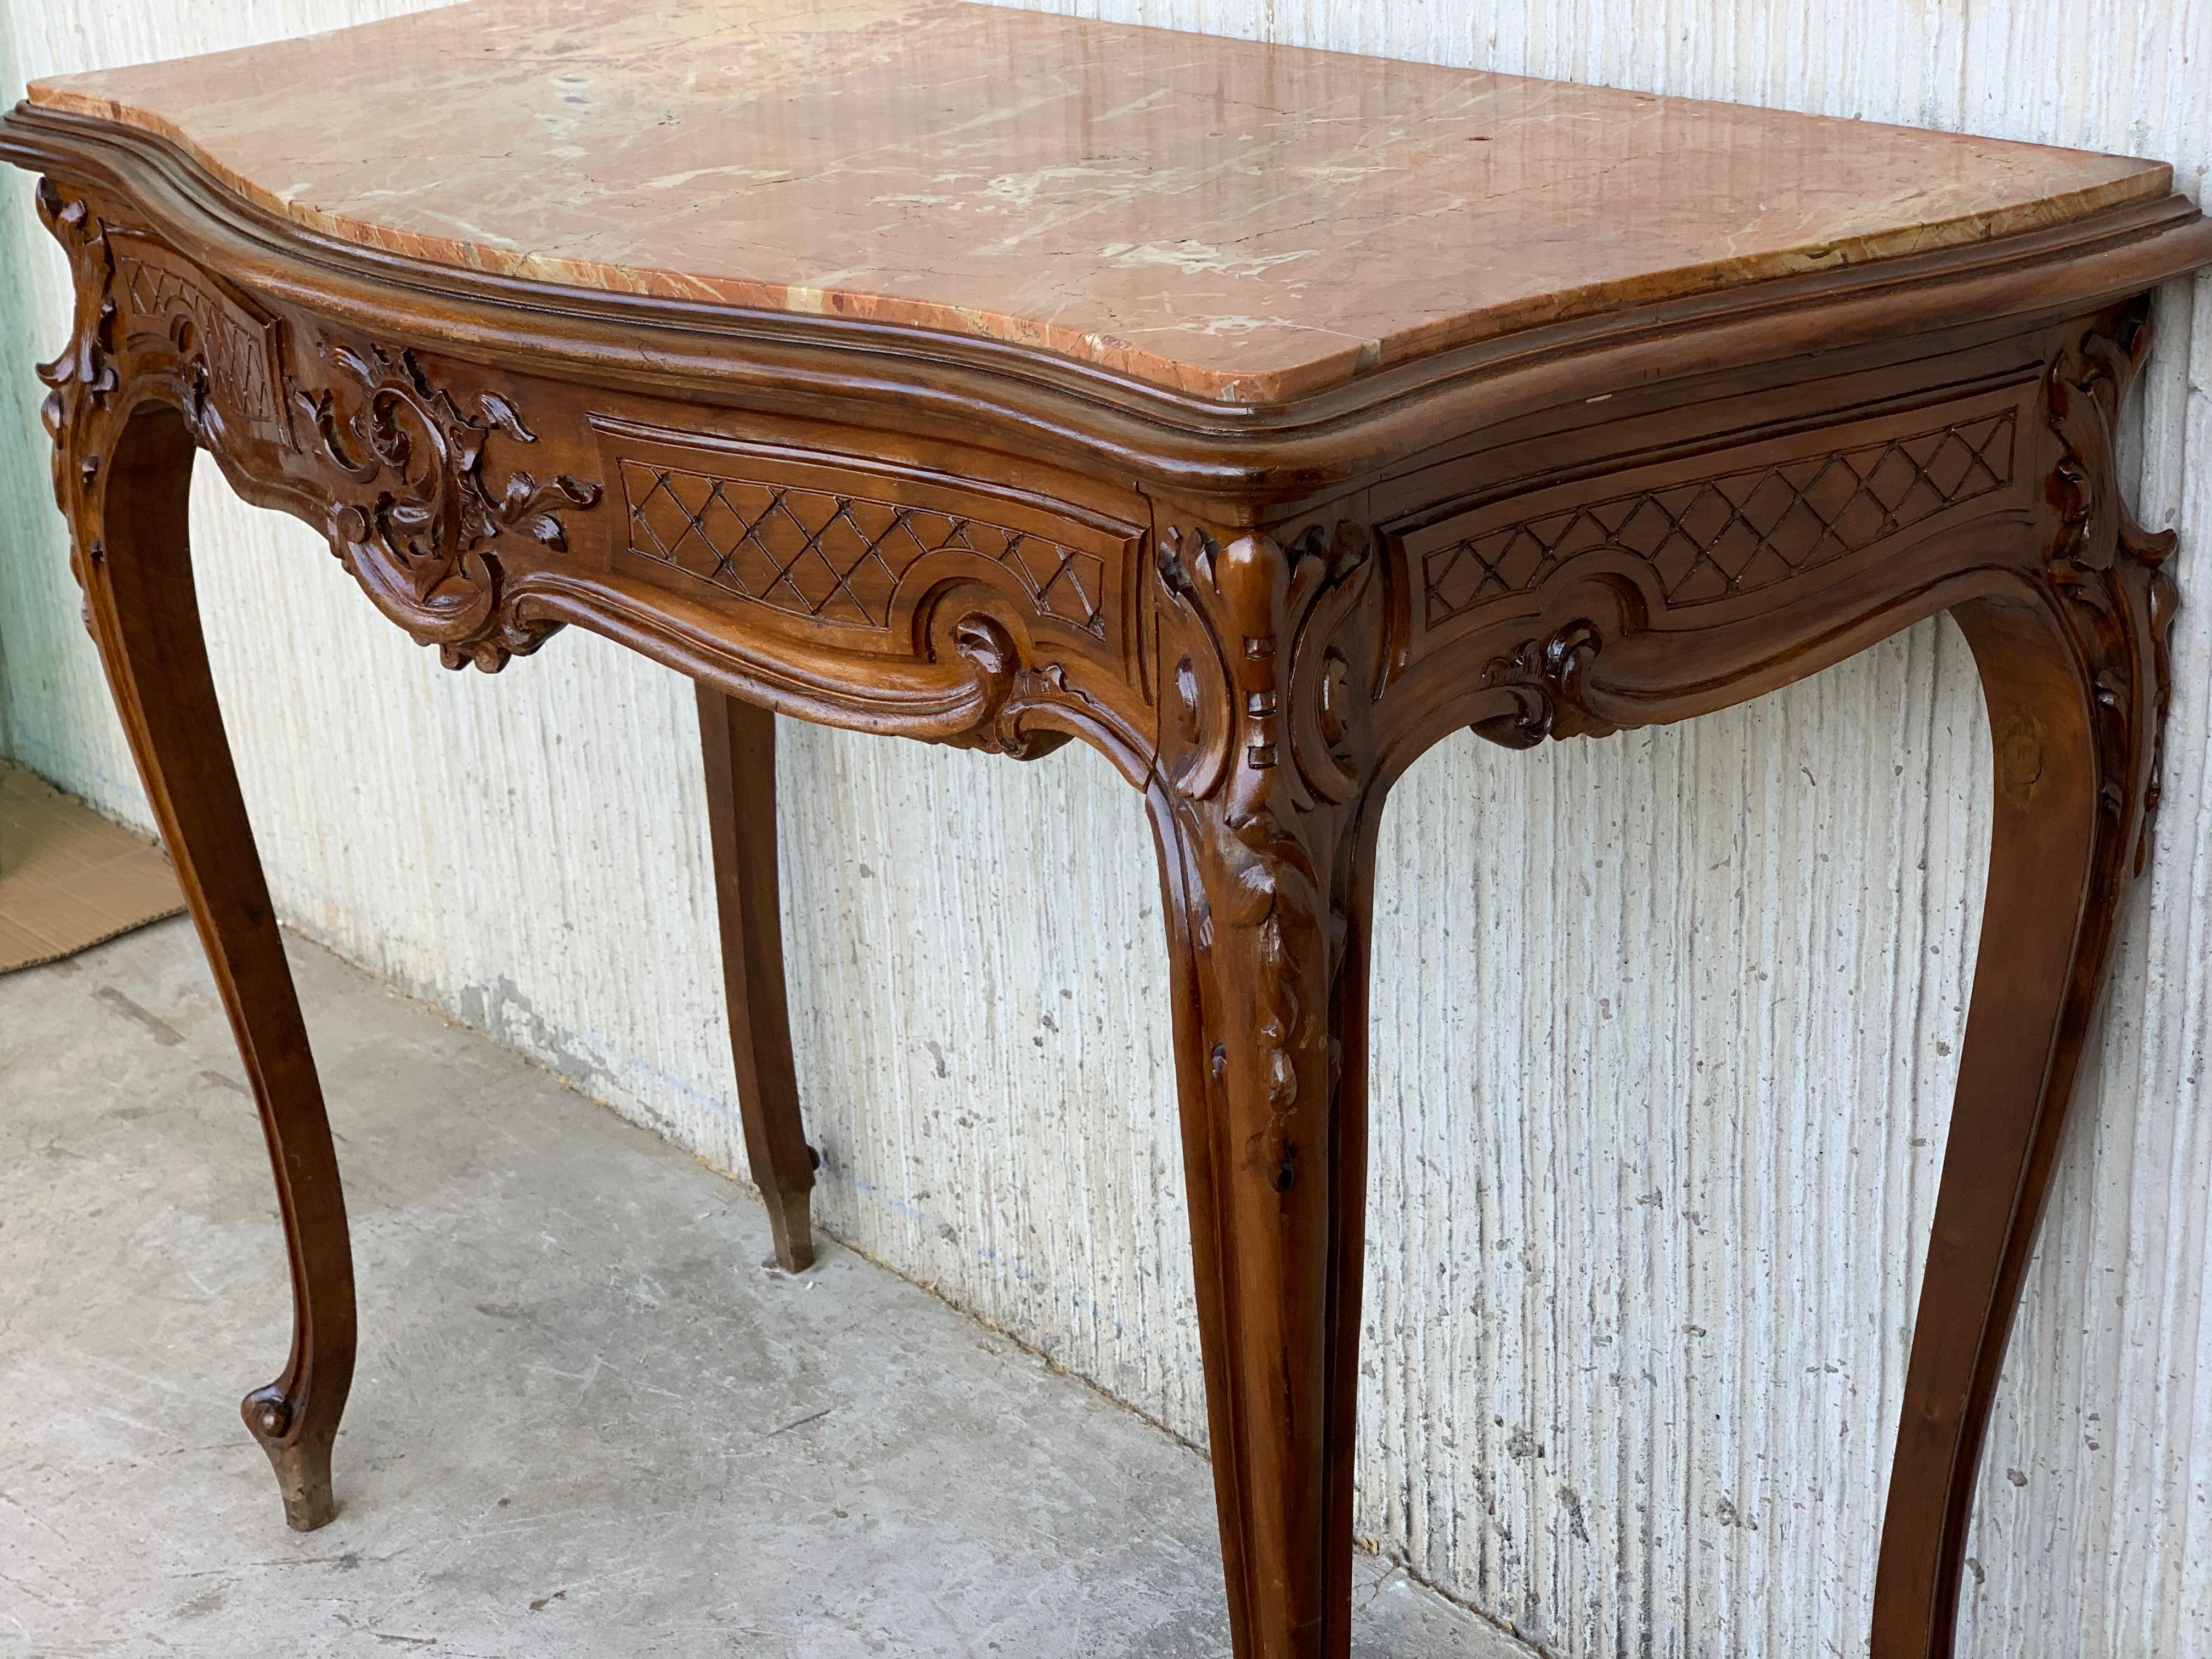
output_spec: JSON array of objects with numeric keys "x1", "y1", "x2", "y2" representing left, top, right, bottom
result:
[
  {"x1": 1150, "y1": 520, "x2": 1388, "y2": 1192},
  {"x1": 32, "y1": 177, "x2": 602, "y2": 674},
  {"x1": 2041, "y1": 313, "x2": 2181, "y2": 873},
  {"x1": 32, "y1": 179, "x2": 119, "y2": 524},
  {"x1": 291, "y1": 338, "x2": 601, "y2": 671}
]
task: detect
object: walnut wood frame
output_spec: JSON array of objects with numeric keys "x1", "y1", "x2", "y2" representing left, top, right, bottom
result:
[{"x1": 8, "y1": 100, "x2": 2209, "y2": 1658}]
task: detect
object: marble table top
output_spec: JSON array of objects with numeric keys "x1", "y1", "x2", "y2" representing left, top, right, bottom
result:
[{"x1": 28, "y1": 0, "x2": 2169, "y2": 403}]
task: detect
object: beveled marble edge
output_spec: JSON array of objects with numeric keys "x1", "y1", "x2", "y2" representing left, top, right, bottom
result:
[{"x1": 21, "y1": 18, "x2": 2173, "y2": 407}]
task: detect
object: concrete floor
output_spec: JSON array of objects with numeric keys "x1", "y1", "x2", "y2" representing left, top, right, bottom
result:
[{"x1": 1, "y1": 918, "x2": 1528, "y2": 1658}]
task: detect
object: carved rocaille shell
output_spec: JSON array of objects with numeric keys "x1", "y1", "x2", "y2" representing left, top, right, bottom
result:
[
  {"x1": 33, "y1": 183, "x2": 608, "y2": 673},
  {"x1": 296, "y1": 338, "x2": 602, "y2": 672}
]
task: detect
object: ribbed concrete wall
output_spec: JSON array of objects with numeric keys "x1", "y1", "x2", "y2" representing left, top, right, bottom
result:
[{"x1": 1, "y1": 3, "x2": 2205, "y2": 1655}]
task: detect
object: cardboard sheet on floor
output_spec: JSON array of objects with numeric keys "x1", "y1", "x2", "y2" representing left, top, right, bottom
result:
[{"x1": 0, "y1": 762, "x2": 183, "y2": 973}]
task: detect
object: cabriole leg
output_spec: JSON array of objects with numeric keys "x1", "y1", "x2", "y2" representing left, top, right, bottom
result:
[
  {"x1": 76, "y1": 402, "x2": 357, "y2": 1530},
  {"x1": 1149, "y1": 780, "x2": 1381, "y2": 1659},
  {"x1": 1871, "y1": 572, "x2": 2171, "y2": 1654},
  {"x1": 696, "y1": 684, "x2": 816, "y2": 1272}
]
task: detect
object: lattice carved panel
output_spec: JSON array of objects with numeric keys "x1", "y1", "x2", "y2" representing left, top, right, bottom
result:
[
  {"x1": 1417, "y1": 413, "x2": 2017, "y2": 628},
  {"x1": 108, "y1": 238, "x2": 286, "y2": 434},
  {"x1": 596, "y1": 421, "x2": 1140, "y2": 646}
]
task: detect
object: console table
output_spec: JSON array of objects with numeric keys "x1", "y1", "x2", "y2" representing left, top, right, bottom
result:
[{"x1": 7, "y1": 4, "x2": 2207, "y2": 1654}]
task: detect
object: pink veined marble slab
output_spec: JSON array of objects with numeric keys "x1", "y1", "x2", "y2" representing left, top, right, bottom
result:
[{"x1": 27, "y1": 0, "x2": 2169, "y2": 403}]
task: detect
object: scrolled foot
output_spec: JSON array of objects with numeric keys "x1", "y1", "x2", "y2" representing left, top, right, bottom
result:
[{"x1": 242, "y1": 1386, "x2": 338, "y2": 1531}]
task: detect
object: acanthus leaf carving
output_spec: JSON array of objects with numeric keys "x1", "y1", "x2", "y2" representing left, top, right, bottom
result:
[
  {"x1": 30, "y1": 178, "x2": 123, "y2": 642},
  {"x1": 2046, "y1": 324, "x2": 2176, "y2": 580},
  {"x1": 292, "y1": 337, "x2": 602, "y2": 672},
  {"x1": 29, "y1": 185, "x2": 603, "y2": 679},
  {"x1": 946, "y1": 611, "x2": 1085, "y2": 761},
  {"x1": 32, "y1": 178, "x2": 118, "y2": 487},
  {"x1": 1154, "y1": 517, "x2": 1385, "y2": 1194},
  {"x1": 1470, "y1": 618, "x2": 1609, "y2": 751},
  {"x1": 2041, "y1": 310, "x2": 2181, "y2": 875}
]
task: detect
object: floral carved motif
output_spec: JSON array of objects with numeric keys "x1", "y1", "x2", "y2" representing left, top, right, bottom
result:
[
  {"x1": 292, "y1": 337, "x2": 602, "y2": 671},
  {"x1": 31, "y1": 182, "x2": 602, "y2": 676}
]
